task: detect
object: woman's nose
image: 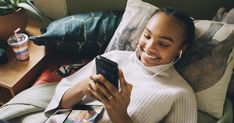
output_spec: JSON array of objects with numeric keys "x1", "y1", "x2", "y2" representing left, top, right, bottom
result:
[{"x1": 145, "y1": 39, "x2": 157, "y2": 50}]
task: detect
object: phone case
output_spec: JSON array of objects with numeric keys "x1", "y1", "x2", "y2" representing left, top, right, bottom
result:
[{"x1": 95, "y1": 55, "x2": 119, "y2": 89}]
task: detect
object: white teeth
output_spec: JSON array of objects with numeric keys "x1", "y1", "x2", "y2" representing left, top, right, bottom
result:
[{"x1": 144, "y1": 51, "x2": 157, "y2": 59}]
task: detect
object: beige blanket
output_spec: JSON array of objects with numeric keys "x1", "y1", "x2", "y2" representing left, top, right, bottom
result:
[{"x1": 0, "y1": 83, "x2": 57, "y2": 122}]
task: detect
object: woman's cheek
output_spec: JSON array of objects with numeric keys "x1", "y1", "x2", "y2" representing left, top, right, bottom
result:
[{"x1": 138, "y1": 38, "x2": 146, "y2": 48}]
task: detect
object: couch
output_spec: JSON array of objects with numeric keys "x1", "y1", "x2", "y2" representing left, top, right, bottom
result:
[{"x1": 0, "y1": 0, "x2": 234, "y2": 123}]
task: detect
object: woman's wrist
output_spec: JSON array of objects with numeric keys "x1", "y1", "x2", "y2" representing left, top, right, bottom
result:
[
  {"x1": 60, "y1": 84, "x2": 85, "y2": 109},
  {"x1": 112, "y1": 112, "x2": 133, "y2": 123},
  {"x1": 122, "y1": 113, "x2": 133, "y2": 123},
  {"x1": 73, "y1": 83, "x2": 87, "y2": 102}
]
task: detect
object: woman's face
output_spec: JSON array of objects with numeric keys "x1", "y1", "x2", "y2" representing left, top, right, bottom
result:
[{"x1": 138, "y1": 12, "x2": 186, "y2": 67}]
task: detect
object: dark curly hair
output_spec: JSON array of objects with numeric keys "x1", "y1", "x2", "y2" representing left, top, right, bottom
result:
[{"x1": 153, "y1": 7, "x2": 195, "y2": 46}]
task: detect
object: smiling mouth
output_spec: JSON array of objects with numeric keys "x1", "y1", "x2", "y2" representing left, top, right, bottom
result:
[{"x1": 144, "y1": 50, "x2": 158, "y2": 59}]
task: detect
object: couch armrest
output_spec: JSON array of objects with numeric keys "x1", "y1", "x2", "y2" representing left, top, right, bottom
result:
[
  {"x1": 218, "y1": 98, "x2": 233, "y2": 123},
  {"x1": 198, "y1": 98, "x2": 233, "y2": 123}
]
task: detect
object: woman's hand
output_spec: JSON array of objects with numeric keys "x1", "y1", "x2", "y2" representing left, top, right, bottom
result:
[
  {"x1": 60, "y1": 78, "x2": 94, "y2": 109},
  {"x1": 89, "y1": 69, "x2": 133, "y2": 123}
]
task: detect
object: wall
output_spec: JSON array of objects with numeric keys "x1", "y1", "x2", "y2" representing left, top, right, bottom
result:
[
  {"x1": 144, "y1": 0, "x2": 234, "y2": 19},
  {"x1": 34, "y1": 0, "x2": 234, "y2": 20},
  {"x1": 34, "y1": 0, "x2": 67, "y2": 19}
]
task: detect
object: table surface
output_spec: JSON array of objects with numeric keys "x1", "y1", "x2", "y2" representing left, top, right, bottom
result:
[{"x1": 0, "y1": 20, "x2": 46, "y2": 89}]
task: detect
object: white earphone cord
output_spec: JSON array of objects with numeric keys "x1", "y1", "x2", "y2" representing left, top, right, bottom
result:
[{"x1": 151, "y1": 50, "x2": 182, "y2": 78}]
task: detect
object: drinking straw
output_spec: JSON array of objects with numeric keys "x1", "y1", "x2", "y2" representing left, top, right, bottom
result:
[{"x1": 14, "y1": 28, "x2": 21, "y2": 43}]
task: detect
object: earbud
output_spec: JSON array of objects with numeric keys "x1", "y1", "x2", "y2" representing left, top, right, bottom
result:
[{"x1": 178, "y1": 50, "x2": 183, "y2": 58}]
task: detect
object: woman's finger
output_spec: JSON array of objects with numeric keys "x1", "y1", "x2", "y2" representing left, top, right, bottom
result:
[
  {"x1": 88, "y1": 77, "x2": 106, "y2": 98},
  {"x1": 96, "y1": 74, "x2": 119, "y2": 95},
  {"x1": 96, "y1": 82, "x2": 114, "y2": 101},
  {"x1": 88, "y1": 79, "x2": 97, "y2": 91},
  {"x1": 90, "y1": 74, "x2": 99, "y2": 82},
  {"x1": 89, "y1": 84, "x2": 110, "y2": 106}
]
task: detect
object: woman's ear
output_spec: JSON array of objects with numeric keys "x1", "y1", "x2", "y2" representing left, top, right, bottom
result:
[
  {"x1": 177, "y1": 44, "x2": 187, "y2": 58},
  {"x1": 180, "y1": 43, "x2": 188, "y2": 54},
  {"x1": 182, "y1": 44, "x2": 188, "y2": 52}
]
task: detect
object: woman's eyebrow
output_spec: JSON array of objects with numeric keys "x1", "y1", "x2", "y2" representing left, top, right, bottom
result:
[
  {"x1": 159, "y1": 36, "x2": 174, "y2": 43},
  {"x1": 146, "y1": 27, "x2": 174, "y2": 43},
  {"x1": 145, "y1": 28, "x2": 152, "y2": 34}
]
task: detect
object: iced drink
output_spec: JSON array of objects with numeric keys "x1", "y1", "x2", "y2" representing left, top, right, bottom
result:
[{"x1": 7, "y1": 33, "x2": 29, "y2": 61}]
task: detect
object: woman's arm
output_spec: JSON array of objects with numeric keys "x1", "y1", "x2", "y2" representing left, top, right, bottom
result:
[
  {"x1": 46, "y1": 60, "x2": 96, "y2": 111},
  {"x1": 59, "y1": 78, "x2": 91, "y2": 109}
]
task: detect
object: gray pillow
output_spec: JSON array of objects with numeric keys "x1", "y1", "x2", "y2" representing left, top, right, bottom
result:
[
  {"x1": 176, "y1": 21, "x2": 234, "y2": 92},
  {"x1": 175, "y1": 20, "x2": 234, "y2": 119},
  {"x1": 212, "y1": 7, "x2": 234, "y2": 118}
]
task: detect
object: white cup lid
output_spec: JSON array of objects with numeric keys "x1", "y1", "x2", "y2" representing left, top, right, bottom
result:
[{"x1": 7, "y1": 33, "x2": 28, "y2": 46}]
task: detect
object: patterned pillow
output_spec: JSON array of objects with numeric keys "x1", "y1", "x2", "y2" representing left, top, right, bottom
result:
[
  {"x1": 105, "y1": 0, "x2": 234, "y2": 119},
  {"x1": 30, "y1": 11, "x2": 123, "y2": 59},
  {"x1": 175, "y1": 20, "x2": 234, "y2": 119},
  {"x1": 215, "y1": 7, "x2": 234, "y2": 107},
  {"x1": 105, "y1": 0, "x2": 157, "y2": 52}
]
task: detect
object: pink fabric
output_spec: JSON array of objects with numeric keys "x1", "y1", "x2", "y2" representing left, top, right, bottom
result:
[{"x1": 33, "y1": 53, "x2": 72, "y2": 86}]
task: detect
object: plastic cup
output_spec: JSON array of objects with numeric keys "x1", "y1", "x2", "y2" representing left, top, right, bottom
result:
[{"x1": 7, "y1": 33, "x2": 29, "y2": 61}]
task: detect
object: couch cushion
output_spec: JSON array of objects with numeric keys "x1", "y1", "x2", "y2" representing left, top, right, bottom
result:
[
  {"x1": 30, "y1": 11, "x2": 123, "y2": 59},
  {"x1": 105, "y1": 0, "x2": 234, "y2": 119}
]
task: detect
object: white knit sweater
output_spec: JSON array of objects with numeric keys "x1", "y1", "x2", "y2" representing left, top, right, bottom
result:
[{"x1": 45, "y1": 50, "x2": 197, "y2": 123}]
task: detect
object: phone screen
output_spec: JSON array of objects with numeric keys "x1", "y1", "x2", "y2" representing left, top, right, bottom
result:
[
  {"x1": 95, "y1": 55, "x2": 119, "y2": 89},
  {"x1": 63, "y1": 105, "x2": 104, "y2": 123}
]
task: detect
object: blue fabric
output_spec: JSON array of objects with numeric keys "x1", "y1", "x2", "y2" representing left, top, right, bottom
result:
[
  {"x1": 30, "y1": 11, "x2": 123, "y2": 59},
  {"x1": 0, "y1": 48, "x2": 8, "y2": 64}
]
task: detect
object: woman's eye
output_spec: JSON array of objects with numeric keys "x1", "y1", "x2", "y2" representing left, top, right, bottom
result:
[
  {"x1": 144, "y1": 34, "x2": 150, "y2": 39},
  {"x1": 159, "y1": 42, "x2": 170, "y2": 48}
]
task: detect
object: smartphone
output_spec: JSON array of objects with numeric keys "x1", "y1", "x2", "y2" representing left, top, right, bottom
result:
[
  {"x1": 63, "y1": 104, "x2": 104, "y2": 123},
  {"x1": 95, "y1": 55, "x2": 119, "y2": 89}
]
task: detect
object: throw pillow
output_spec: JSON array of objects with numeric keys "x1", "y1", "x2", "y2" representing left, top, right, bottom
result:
[
  {"x1": 213, "y1": 7, "x2": 234, "y2": 106},
  {"x1": 175, "y1": 20, "x2": 234, "y2": 119},
  {"x1": 105, "y1": 0, "x2": 158, "y2": 52},
  {"x1": 105, "y1": 0, "x2": 234, "y2": 119},
  {"x1": 30, "y1": 11, "x2": 123, "y2": 59}
]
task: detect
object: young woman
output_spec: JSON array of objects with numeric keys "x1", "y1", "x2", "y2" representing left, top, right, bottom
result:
[{"x1": 45, "y1": 8, "x2": 197, "y2": 123}]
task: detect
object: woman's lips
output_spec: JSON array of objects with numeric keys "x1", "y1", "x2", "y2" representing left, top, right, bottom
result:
[
  {"x1": 144, "y1": 52, "x2": 157, "y2": 59},
  {"x1": 143, "y1": 49, "x2": 158, "y2": 60}
]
